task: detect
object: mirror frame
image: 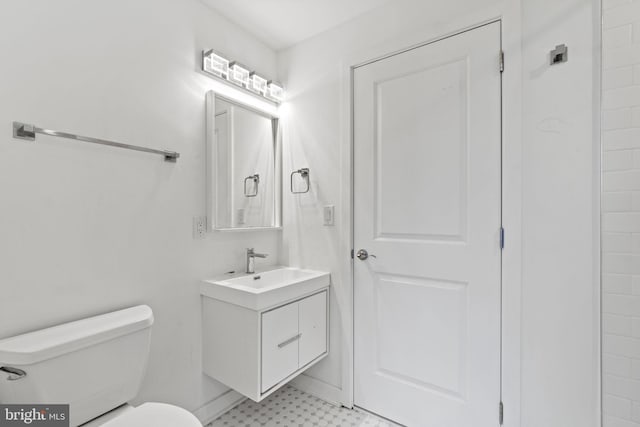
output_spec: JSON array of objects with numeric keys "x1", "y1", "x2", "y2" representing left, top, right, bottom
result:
[{"x1": 206, "y1": 90, "x2": 282, "y2": 231}]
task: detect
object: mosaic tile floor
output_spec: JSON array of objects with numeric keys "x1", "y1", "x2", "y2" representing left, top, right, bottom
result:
[{"x1": 208, "y1": 385, "x2": 400, "y2": 427}]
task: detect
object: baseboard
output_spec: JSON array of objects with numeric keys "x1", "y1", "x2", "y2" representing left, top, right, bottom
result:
[
  {"x1": 193, "y1": 389, "x2": 246, "y2": 425},
  {"x1": 289, "y1": 373, "x2": 345, "y2": 407}
]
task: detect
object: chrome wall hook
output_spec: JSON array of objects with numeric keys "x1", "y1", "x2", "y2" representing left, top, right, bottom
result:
[
  {"x1": 550, "y1": 44, "x2": 568, "y2": 65},
  {"x1": 290, "y1": 168, "x2": 310, "y2": 194}
]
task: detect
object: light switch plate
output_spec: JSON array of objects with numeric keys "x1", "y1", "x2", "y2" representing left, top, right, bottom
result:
[
  {"x1": 323, "y1": 205, "x2": 335, "y2": 226},
  {"x1": 236, "y1": 208, "x2": 246, "y2": 225},
  {"x1": 193, "y1": 216, "x2": 207, "y2": 239}
]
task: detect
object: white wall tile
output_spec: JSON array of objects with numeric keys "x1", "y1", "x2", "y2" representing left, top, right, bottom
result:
[
  {"x1": 604, "y1": 214, "x2": 640, "y2": 232},
  {"x1": 605, "y1": 86, "x2": 640, "y2": 109},
  {"x1": 605, "y1": 150, "x2": 636, "y2": 171},
  {"x1": 605, "y1": 108, "x2": 634, "y2": 130},
  {"x1": 604, "y1": 374, "x2": 640, "y2": 400},
  {"x1": 605, "y1": 2, "x2": 640, "y2": 412},
  {"x1": 604, "y1": 0, "x2": 631, "y2": 11},
  {"x1": 603, "y1": 415, "x2": 640, "y2": 427},
  {"x1": 607, "y1": 274, "x2": 635, "y2": 293},
  {"x1": 604, "y1": 193, "x2": 634, "y2": 212},
  {"x1": 606, "y1": 353, "x2": 633, "y2": 376},
  {"x1": 604, "y1": 171, "x2": 640, "y2": 191},
  {"x1": 634, "y1": 151, "x2": 640, "y2": 169},
  {"x1": 635, "y1": 65, "x2": 640, "y2": 84},
  {"x1": 633, "y1": 402, "x2": 640, "y2": 423},
  {"x1": 604, "y1": 294, "x2": 640, "y2": 316},
  {"x1": 605, "y1": 25, "x2": 634, "y2": 49},
  {"x1": 632, "y1": 359, "x2": 640, "y2": 379},
  {"x1": 604, "y1": 253, "x2": 634, "y2": 274},
  {"x1": 605, "y1": 313, "x2": 633, "y2": 334},
  {"x1": 633, "y1": 235, "x2": 640, "y2": 253},
  {"x1": 604, "y1": 3, "x2": 640, "y2": 29},
  {"x1": 604, "y1": 67, "x2": 634, "y2": 90},
  {"x1": 632, "y1": 107, "x2": 640, "y2": 127},
  {"x1": 632, "y1": 317, "x2": 640, "y2": 337},
  {"x1": 632, "y1": 276, "x2": 640, "y2": 295},
  {"x1": 605, "y1": 393, "x2": 633, "y2": 419},
  {"x1": 605, "y1": 129, "x2": 640, "y2": 151}
]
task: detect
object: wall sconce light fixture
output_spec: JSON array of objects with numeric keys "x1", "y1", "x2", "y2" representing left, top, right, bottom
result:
[{"x1": 202, "y1": 50, "x2": 284, "y2": 104}]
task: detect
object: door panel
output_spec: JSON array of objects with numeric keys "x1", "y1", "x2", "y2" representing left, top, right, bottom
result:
[
  {"x1": 298, "y1": 291, "x2": 328, "y2": 367},
  {"x1": 261, "y1": 303, "x2": 299, "y2": 392},
  {"x1": 375, "y1": 275, "x2": 468, "y2": 397},
  {"x1": 375, "y1": 58, "x2": 468, "y2": 240},
  {"x1": 354, "y1": 22, "x2": 502, "y2": 427}
]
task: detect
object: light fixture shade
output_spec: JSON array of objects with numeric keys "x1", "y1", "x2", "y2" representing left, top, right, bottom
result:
[
  {"x1": 203, "y1": 50, "x2": 229, "y2": 78},
  {"x1": 266, "y1": 81, "x2": 285, "y2": 102},
  {"x1": 228, "y1": 62, "x2": 250, "y2": 87},
  {"x1": 248, "y1": 72, "x2": 268, "y2": 95}
]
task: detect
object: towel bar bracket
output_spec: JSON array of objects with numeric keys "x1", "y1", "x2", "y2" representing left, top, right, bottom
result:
[{"x1": 13, "y1": 122, "x2": 36, "y2": 141}]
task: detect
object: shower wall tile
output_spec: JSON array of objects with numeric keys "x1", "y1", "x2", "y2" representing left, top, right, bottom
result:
[{"x1": 603, "y1": 0, "x2": 640, "y2": 421}]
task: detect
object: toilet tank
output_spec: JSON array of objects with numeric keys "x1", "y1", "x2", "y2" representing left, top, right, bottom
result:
[{"x1": 0, "y1": 305, "x2": 154, "y2": 427}]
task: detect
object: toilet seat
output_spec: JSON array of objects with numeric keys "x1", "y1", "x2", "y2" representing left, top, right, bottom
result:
[{"x1": 99, "y1": 402, "x2": 201, "y2": 427}]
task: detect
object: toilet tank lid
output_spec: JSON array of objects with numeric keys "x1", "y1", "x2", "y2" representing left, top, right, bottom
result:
[{"x1": 0, "y1": 305, "x2": 154, "y2": 366}]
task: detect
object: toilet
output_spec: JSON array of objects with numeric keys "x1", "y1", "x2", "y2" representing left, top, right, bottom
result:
[{"x1": 0, "y1": 305, "x2": 201, "y2": 427}]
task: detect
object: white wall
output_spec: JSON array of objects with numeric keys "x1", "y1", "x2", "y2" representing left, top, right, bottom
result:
[
  {"x1": 601, "y1": 0, "x2": 640, "y2": 424},
  {"x1": 0, "y1": 0, "x2": 279, "y2": 417},
  {"x1": 278, "y1": 0, "x2": 600, "y2": 425},
  {"x1": 519, "y1": 0, "x2": 600, "y2": 425}
]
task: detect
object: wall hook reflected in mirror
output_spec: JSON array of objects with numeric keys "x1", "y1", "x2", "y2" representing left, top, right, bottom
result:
[
  {"x1": 244, "y1": 174, "x2": 260, "y2": 197},
  {"x1": 291, "y1": 168, "x2": 310, "y2": 194}
]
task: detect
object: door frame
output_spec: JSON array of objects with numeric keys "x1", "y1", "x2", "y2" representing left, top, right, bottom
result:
[{"x1": 339, "y1": 17, "x2": 521, "y2": 424}]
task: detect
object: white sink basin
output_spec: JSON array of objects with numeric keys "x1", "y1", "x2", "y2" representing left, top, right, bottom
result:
[{"x1": 201, "y1": 267, "x2": 330, "y2": 310}]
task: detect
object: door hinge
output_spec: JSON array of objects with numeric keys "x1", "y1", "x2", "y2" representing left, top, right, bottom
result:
[
  {"x1": 500, "y1": 227, "x2": 505, "y2": 250},
  {"x1": 351, "y1": 249, "x2": 354, "y2": 259},
  {"x1": 500, "y1": 50, "x2": 505, "y2": 73},
  {"x1": 499, "y1": 401, "x2": 504, "y2": 425}
]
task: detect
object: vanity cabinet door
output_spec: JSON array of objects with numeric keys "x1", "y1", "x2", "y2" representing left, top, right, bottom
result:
[
  {"x1": 299, "y1": 291, "x2": 328, "y2": 367},
  {"x1": 261, "y1": 302, "x2": 299, "y2": 392}
]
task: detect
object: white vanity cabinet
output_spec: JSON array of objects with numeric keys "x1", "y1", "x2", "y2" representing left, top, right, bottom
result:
[{"x1": 202, "y1": 289, "x2": 328, "y2": 402}]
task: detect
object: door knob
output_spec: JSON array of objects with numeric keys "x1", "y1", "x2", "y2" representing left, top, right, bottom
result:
[{"x1": 356, "y1": 249, "x2": 376, "y2": 261}]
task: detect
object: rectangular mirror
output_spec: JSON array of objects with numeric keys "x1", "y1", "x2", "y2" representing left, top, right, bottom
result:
[{"x1": 206, "y1": 91, "x2": 281, "y2": 231}]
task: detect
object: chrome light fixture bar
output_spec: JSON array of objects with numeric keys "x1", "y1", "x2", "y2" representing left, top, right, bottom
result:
[{"x1": 202, "y1": 50, "x2": 284, "y2": 104}]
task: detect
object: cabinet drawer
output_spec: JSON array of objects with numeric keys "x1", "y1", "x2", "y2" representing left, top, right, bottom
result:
[
  {"x1": 261, "y1": 302, "x2": 299, "y2": 392},
  {"x1": 299, "y1": 291, "x2": 328, "y2": 367}
]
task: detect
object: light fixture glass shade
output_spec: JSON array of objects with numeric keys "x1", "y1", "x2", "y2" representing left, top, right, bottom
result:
[
  {"x1": 203, "y1": 50, "x2": 229, "y2": 78},
  {"x1": 266, "y1": 81, "x2": 285, "y2": 102},
  {"x1": 228, "y1": 62, "x2": 250, "y2": 87},
  {"x1": 248, "y1": 72, "x2": 268, "y2": 95}
]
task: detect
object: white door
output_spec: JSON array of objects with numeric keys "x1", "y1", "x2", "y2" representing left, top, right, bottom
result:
[{"x1": 353, "y1": 22, "x2": 502, "y2": 427}]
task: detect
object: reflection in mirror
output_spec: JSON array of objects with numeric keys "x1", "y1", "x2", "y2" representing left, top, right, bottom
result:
[{"x1": 207, "y1": 91, "x2": 281, "y2": 230}]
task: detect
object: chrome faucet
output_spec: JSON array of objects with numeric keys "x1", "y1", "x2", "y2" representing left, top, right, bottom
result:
[{"x1": 246, "y1": 248, "x2": 268, "y2": 274}]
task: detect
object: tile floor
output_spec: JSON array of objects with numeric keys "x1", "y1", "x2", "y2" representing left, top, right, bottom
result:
[{"x1": 208, "y1": 385, "x2": 399, "y2": 427}]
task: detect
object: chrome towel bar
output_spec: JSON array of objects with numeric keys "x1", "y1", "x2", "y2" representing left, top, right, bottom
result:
[{"x1": 12, "y1": 121, "x2": 180, "y2": 162}]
